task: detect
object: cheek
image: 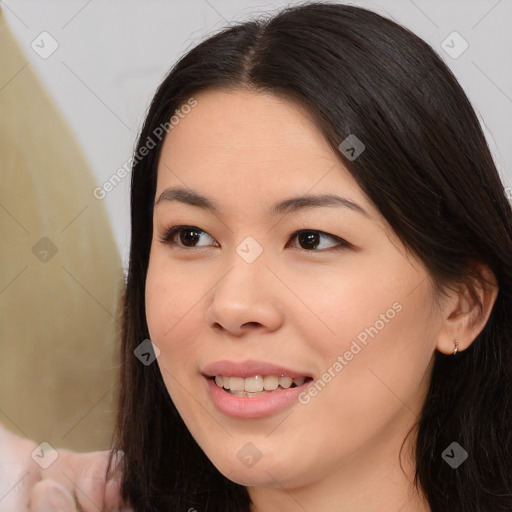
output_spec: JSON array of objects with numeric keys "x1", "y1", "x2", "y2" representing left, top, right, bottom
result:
[
  {"x1": 292, "y1": 255, "x2": 437, "y2": 425},
  {"x1": 304, "y1": 283, "x2": 437, "y2": 438},
  {"x1": 145, "y1": 253, "x2": 202, "y2": 341},
  {"x1": 280, "y1": 251, "x2": 421, "y2": 354},
  {"x1": 145, "y1": 255, "x2": 210, "y2": 385},
  {"x1": 145, "y1": 257, "x2": 206, "y2": 407}
]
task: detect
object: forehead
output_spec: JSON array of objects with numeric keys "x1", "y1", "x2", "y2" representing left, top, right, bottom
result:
[
  {"x1": 160, "y1": 89, "x2": 334, "y2": 159},
  {"x1": 154, "y1": 88, "x2": 379, "y2": 222}
]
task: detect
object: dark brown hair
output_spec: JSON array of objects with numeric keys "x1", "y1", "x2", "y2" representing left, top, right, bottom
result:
[{"x1": 111, "y1": 2, "x2": 512, "y2": 510}]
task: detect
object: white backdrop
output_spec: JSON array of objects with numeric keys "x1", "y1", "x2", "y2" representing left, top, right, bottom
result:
[{"x1": 3, "y1": 0, "x2": 511, "y2": 269}]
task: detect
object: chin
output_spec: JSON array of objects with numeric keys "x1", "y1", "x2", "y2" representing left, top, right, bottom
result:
[
  {"x1": 210, "y1": 454, "x2": 299, "y2": 488},
  {"x1": 222, "y1": 468, "x2": 281, "y2": 487}
]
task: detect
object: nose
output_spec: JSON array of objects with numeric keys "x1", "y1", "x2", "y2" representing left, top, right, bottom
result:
[{"x1": 205, "y1": 252, "x2": 284, "y2": 337}]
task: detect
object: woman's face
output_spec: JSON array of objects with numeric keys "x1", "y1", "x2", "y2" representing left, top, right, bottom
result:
[{"x1": 145, "y1": 88, "x2": 443, "y2": 490}]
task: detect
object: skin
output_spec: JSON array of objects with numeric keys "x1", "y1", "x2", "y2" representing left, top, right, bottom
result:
[
  {"x1": 0, "y1": 423, "x2": 127, "y2": 512},
  {"x1": 145, "y1": 88, "x2": 498, "y2": 512}
]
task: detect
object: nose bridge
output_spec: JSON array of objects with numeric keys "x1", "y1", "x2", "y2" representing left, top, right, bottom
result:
[
  {"x1": 216, "y1": 238, "x2": 268, "y2": 306},
  {"x1": 206, "y1": 237, "x2": 283, "y2": 334}
]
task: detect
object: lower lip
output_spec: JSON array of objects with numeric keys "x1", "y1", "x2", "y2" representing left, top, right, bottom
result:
[{"x1": 204, "y1": 377, "x2": 310, "y2": 419}]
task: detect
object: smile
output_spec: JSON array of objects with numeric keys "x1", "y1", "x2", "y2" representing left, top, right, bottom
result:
[{"x1": 201, "y1": 360, "x2": 314, "y2": 418}]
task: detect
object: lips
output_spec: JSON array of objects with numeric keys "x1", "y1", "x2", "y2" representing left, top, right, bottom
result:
[{"x1": 201, "y1": 359, "x2": 314, "y2": 418}]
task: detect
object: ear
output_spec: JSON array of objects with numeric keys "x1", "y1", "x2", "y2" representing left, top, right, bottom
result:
[{"x1": 436, "y1": 263, "x2": 499, "y2": 355}]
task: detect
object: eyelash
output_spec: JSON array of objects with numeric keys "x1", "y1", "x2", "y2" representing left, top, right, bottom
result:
[{"x1": 158, "y1": 225, "x2": 350, "y2": 252}]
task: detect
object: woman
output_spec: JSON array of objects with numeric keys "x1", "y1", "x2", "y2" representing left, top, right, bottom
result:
[{"x1": 111, "y1": 2, "x2": 512, "y2": 511}]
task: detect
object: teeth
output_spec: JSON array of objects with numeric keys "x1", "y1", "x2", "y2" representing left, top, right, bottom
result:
[
  {"x1": 213, "y1": 375, "x2": 308, "y2": 393},
  {"x1": 279, "y1": 376, "x2": 293, "y2": 389},
  {"x1": 228, "y1": 377, "x2": 244, "y2": 392},
  {"x1": 244, "y1": 375, "x2": 264, "y2": 392},
  {"x1": 263, "y1": 375, "x2": 279, "y2": 390}
]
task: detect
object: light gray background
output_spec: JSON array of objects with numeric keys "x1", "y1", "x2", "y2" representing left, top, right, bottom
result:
[{"x1": 3, "y1": 0, "x2": 511, "y2": 270}]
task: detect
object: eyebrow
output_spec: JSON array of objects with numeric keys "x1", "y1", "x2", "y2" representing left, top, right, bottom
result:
[{"x1": 154, "y1": 186, "x2": 369, "y2": 217}]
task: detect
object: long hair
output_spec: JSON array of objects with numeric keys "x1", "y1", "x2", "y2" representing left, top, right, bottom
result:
[{"x1": 111, "y1": 3, "x2": 512, "y2": 510}]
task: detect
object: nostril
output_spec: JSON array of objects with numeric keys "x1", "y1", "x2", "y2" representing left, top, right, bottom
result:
[{"x1": 242, "y1": 322, "x2": 261, "y2": 328}]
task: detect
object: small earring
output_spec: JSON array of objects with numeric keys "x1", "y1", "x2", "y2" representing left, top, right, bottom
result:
[{"x1": 453, "y1": 339, "x2": 459, "y2": 355}]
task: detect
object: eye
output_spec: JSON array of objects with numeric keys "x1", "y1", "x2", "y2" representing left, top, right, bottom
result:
[
  {"x1": 159, "y1": 226, "x2": 350, "y2": 252},
  {"x1": 158, "y1": 225, "x2": 218, "y2": 248},
  {"x1": 287, "y1": 229, "x2": 350, "y2": 251}
]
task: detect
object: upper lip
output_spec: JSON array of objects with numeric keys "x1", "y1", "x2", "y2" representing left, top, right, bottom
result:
[{"x1": 201, "y1": 360, "x2": 313, "y2": 379}]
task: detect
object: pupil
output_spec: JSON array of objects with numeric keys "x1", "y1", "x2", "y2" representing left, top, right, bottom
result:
[
  {"x1": 299, "y1": 231, "x2": 319, "y2": 249},
  {"x1": 181, "y1": 229, "x2": 200, "y2": 246}
]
